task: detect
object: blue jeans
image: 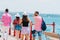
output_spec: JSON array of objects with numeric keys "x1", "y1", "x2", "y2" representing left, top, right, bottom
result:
[{"x1": 32, "y1": 30, "x2": 42, "y2": 37}]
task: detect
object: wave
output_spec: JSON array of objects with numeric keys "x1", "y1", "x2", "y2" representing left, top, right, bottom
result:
[{"x1": 0, "y1": 11, "x2": 60, "y2": 17}]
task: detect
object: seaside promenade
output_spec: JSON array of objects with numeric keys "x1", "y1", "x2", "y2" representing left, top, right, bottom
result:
[{"x1": 0, "y1": 21, "x2": 60, "y2": 40}]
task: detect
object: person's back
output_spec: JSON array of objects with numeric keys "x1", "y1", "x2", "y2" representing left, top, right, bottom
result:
[
  {"x1": 1, "y1": 9, "x2": 11, "y2": 40},
  {"x1": 34, "y1": 15, "x2": 42, "y2": 31},
  {"x1": 21, "y1": 15, "x2": 29, "y2": 34},
  {"x1": 13, "y1": 13, "x2": 21, "y2": 40},
  {"x1": 22, "y1": 16, "x2": 29, "y2": 27},
  {"x1": 13, "y1": 19, "x2": 20, "y2": 26},
  {"x1": 2, "y1": 13, "x2": 11, "y2": 26},
  {"x1": 21, "y1": 12, "x2": 32, "y2": 40},
  {"x1": 33, "y1": 11, "x2": 42, "y2": 40}
]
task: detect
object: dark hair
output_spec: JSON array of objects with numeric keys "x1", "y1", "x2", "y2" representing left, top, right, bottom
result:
[
  {"x1": 5, "y1": 9, "x2": 9, "y2": 13},
  {"x1": 16, "y1": 17, "x2": 20, "y2": 20},
  {"x1": 35, "y1": 11, "x2": 39, "y2": 14},
  {"x1": 22, "y1": 15, "x2": 28, "y2": 22}
]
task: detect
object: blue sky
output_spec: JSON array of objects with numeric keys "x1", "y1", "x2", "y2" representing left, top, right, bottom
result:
[{"x1": 0, "y1": 0, "x2": 60, "y2": 14}]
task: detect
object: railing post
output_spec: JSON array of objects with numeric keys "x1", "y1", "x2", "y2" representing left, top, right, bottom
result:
[
  {"x1": 19, "y1": 31, "x2": 21, "y2": 38},
  {"x1": 30, "y1": 22, "x2": 32, "y2": 40},
  {"x1": 14, "y1": 30, "x2": 16, "y2": 36},
  {"x1": 53, "y1": 22, "x2": 55, "y2": 33},
  {"x1": 9, "y1": 28, "x2": 11, "y2": 35}
]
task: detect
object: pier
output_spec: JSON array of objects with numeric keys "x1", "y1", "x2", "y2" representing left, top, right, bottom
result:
[{"x1": 0, "y1": 21, "x2": 60, "y2": 40}]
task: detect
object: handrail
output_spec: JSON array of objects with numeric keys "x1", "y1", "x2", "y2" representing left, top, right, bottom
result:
[
  {"x1": 32, "y1": 22, "x2": 55, "y2": 33},
  {"x1": 0, "y1": 21, "x2": 56, "y2": 40},
  {"x1": 29, "y1": 22, "x2": 56, "y2": 40},
  {"x1": 46, "y1": 22, "x2": 55, "y2": 33}
]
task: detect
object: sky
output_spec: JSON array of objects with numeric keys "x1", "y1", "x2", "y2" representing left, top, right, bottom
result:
[{"x1": 0, "y1": 0, "x2": 60, "y2": 14}]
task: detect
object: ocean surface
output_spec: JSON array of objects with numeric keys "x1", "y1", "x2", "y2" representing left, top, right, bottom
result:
[{"x1": 0, "y1": 12, "x2": 60, "y2": 40}]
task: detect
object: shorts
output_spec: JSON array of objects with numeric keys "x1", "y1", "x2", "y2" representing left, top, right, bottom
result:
[
  {"x1": 2, "y1": 26, "x2": 10, "y2": 39},
  {"x1": 15, "y1": 24, "x2": 22, "y2": 31},
  {"x1": 32, "y1": 30, "x2": 42, "y2": 37},
  {"x1": 21, "y1": 27, "x2": 29, "y2": 34},
  {"x1": 2, "y1": 26, "x2": 9, "y2": 34}
]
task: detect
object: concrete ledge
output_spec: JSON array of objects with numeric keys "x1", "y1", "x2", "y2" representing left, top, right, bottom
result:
[{"x1": 44, "y1": 32, "x2": 60, "y2": 39}]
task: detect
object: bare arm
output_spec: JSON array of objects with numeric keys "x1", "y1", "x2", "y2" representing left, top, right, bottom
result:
[
  {"x1": 28, "y1": 18, "x2": 32, "y2": 27},
  {"x1": 19, "y1": 19, "x2": 22, "y2": 25}
]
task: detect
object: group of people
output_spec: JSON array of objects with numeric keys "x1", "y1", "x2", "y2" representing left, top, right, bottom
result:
[{"x1": 1, "y1": 9, "x2": 45, "y2": 40}]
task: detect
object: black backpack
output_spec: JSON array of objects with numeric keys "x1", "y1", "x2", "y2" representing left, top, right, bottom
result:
[{"x1": 41, "y1": 19, "x2": 47, "y2": 31}]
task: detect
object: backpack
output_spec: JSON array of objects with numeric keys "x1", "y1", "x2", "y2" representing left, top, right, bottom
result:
[{"x1": 41, "y1": 18, "x2": 47, "y2": 31}]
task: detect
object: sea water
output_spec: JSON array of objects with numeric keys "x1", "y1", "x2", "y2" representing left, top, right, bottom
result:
[{"x1": 0, "y1": 12, "x2": 60, "y2": 40}]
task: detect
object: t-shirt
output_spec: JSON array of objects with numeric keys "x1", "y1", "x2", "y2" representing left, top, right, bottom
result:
[
  {"x1": 13, "y1": 19, "x2": 20, "y2": 26},
  {"x1": 2, "y1": 13, "x2": 11, "y2": 27},
  {"x1": 34, "y1": 16, "x2": 42, "y2": 31}
]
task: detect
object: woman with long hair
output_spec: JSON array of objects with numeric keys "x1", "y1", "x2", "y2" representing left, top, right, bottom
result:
[{"x1": 20, "y1": 12, "x2": 32, "y2": 40}]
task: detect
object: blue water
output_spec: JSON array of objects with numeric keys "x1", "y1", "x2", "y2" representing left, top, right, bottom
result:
[
  {"x1": 28, "y1": 13, "x2": 60, "y2": 34},
  {"x1": 0, "y1": 12, "x2": 60, "y2": 40}
]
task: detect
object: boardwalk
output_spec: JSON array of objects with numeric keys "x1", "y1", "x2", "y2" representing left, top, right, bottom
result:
[
  {"x1": 0, "y1": 22, "x2": 60, "y2": 40},
  {"x1": 0, "y1": 30, "x2": 60, "y2": 40}
]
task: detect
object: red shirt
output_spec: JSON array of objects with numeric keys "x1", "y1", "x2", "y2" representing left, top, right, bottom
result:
[{"x1": 13, "y1": 19, "x2": 20, "y2": 26}]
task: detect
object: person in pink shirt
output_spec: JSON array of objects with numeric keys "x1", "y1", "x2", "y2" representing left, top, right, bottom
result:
[
  {"x1": 2, "y1": 9, "x2": 12, "y2": 40},
  {"x1": 32, "y1": 11, "x2": 42, "y2": 40}
]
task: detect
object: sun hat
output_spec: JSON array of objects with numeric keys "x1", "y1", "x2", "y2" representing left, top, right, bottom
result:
[
  {"x1": 23, "y1": 12, "x2": 28, "y2": 15},
  {"x1": 15, "y1": 13, "x2": 20, "y2": 17}
]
